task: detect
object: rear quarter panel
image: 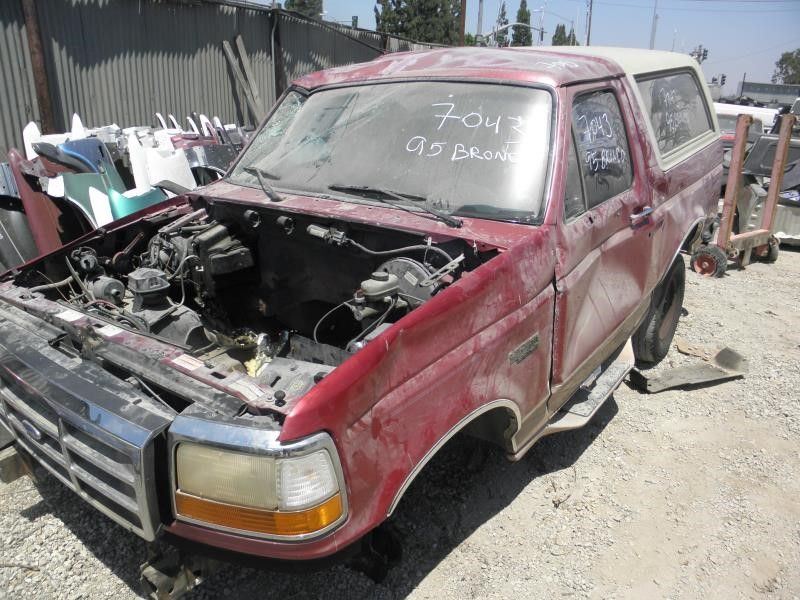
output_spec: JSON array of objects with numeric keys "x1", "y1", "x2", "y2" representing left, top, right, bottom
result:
[{"x1": 617, "y1": 74, "x2": 722, "y2": 283}]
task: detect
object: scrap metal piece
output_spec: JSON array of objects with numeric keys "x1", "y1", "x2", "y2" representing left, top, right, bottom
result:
[
  {"x1": 742, "y1": 132, "x2": 800, "y2": 181},
  {"x1": 0, "y1": 446, "x2": 25, "y2": 483},
  {"x1": 0, "y1": 163, "x2": 20, "y2": 198},
  {"x1": 628, "y1": 347, "x2": 747, "y2": 394},
  {"x1": 6, "y1": 149, "x2": 63, "y2": 256},
  {"x1": 0, "y1": 439, "x2": 38, "y2": 484},
  {"x1": 674, "y1": 337, "x2": 715, "y2": 361},
  {"x1": 139, "y1": 547, "x2": 221, "y2": 600},
  {"x1": 183, "y1": 144, "x2": 238, "y2": 176},
  {"x1": 0, "y1": 421, "x2": 14, "y2": 449}
]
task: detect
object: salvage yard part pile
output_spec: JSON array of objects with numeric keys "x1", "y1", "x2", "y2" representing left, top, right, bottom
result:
[
  {"x1": 0, "y1": 249, "x2": 798, "y2": 599},
  {"x1": 0, "y1": 112, "x2": 250, "y2": 271}
]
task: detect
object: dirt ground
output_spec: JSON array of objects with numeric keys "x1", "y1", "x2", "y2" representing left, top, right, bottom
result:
[{"x1": 1, "y1": 249, "x2": 799, "y2": 599}]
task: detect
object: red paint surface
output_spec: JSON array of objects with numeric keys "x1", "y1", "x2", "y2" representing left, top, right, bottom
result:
[
  {"x1": 7, "y1": 149, "x2": 64, "y2": 256},
  {"x1": 203, "y1": 180, "x2": 537, "y2": 251},
  {"x1": 293, "y1": 46, "x2": 621, "y2": 91},
  {"x1": 170, "y1": 135, "x2": 219, "y2": 150}
]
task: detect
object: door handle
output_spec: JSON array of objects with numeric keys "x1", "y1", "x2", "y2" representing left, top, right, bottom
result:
[{"x1": 630, "y1": 206, "x2": 654, "y2": 226}]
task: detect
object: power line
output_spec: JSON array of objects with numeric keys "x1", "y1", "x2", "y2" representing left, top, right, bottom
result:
[
  {"x1": 561, "y1": 0, "x2": 800, "y2": 12},
  {"x1": 677, "y1": 0, "x2": 799, "y2": 3},
  {"x1": 702, "y1": 37, "x2": 799, "y2": 67},
  {"x1": 614, "y1": 1, "x2": 798, "y2": 12}
]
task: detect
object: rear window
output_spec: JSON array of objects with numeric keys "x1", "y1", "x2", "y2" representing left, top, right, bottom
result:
[
  {"x1": 636, "y1": 71, "x2": 713, "y2": 154},
  {"x1": 717, "y1": 114, "x2": 738, "y2": 132},
  {"x1": 717, "y1": 113, "x2": 763, "y2": 134}
]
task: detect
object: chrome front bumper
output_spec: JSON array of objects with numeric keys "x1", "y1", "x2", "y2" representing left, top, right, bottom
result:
[{"x1": 0, "y1": 316, "x2": 172, "y2": 541}]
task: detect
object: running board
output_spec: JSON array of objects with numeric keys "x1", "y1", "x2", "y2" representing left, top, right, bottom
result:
[
  {"x1": 545, "y1": 339, "x2": 634, "y2": 435},
  {"x1": 509, "y1": 339, "x2": 634, "y2": 460}
]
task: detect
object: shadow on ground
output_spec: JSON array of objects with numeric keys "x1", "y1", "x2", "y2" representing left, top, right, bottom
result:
[
  {"x1": 22, "y1": 398, "x2": 619, "y2": 599},
  {"x1": 21, "y1": 474, "x2": 149, "y2": 594}
]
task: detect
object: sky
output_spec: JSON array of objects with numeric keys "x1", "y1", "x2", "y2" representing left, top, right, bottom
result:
[{"x1": 324, "y1": 0, "x2": 800, "y2": 96}]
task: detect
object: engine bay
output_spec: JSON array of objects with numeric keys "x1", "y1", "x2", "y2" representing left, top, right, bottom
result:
[{"x1": 10, "y1": 200, "x2": 495, "y2": 413}]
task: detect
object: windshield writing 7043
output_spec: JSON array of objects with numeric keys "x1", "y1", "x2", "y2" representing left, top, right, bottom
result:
[{"x1": 404, "y1": 100, "x2": 529, "y2": 163}]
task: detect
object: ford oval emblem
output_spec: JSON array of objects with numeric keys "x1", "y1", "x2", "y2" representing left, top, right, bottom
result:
[{"x1": 21, "y1": 419, "x2": 42, "y2": 442}]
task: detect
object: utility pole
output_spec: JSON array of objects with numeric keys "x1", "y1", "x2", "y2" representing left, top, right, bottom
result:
[
  {"x1": 671, "y1": 28, "x2": 677, "y2": 51},
  {"x1": 585, "y1": 0, "x2": 593, "y2": 46},
  {"x1": 648, "y1": 0, "x2": 658, "y2": 50},
  {"x1": 477, "y1": 0, "x2": 484, "y2": 36},
  {"x1": 460, "y1": 0, "x2": 466, "y2": 45},
  {"x1": 538, "y1": 0, "x2": 548, "y2": 46},
  {"x1": 20, "y1": 0, "x2": 55, "y2": 134},
  {"x1": 485, "y1": 22, "x2": 544, "y2": 46}
]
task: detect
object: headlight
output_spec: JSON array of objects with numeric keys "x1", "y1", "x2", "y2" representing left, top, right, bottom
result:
[
  {"x1": 176, "y1": 444, "x2": 278, "y2": 509},
  {"x1": 172, "y1": 432, "x2": 345, "y2": 539}
]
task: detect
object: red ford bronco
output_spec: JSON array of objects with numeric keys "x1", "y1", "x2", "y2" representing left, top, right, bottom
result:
[{"x1": 0, "y1": 47, "x2": 721, "y2": 590}]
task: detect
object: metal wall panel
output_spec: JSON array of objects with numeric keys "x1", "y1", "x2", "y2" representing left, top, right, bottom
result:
[
  {"x1": 275, "y1": 14, "x2": 443, "y2": 90},
  {"x1": 0, "y1": 1, "x2": 446, "y2": 158},
  {"x1": 0, "y1": 2, "x2": 41, "y2": 156},
  {"x1": 34, "y1": 0, "x2": 276, "y2": 133},
  {"x1": 277, "y1": 13, "x2": 382, "y2": 88}
]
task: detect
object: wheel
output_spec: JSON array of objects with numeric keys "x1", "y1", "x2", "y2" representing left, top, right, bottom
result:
[
  {"x1": 690, "y1": 245, "x2": 727, "y2": 277},
  {"x1": 632, "y1": 255, "x2": 686, "y2": 368},
  {"x1": 755, "y1": 235, "x2": 779, "y2": 263}
]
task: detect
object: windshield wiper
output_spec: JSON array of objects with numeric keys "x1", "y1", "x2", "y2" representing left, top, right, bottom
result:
[
  {"x1": 328, "y1": 184, "x2": 462, "y2": 228},
  {"x1": 243, "y1": 166, "x2": 283, "y2": 202}
]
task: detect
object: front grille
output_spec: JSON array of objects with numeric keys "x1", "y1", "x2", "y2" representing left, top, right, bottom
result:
[{"x1": 0, "y1": 325, "x2": 172, "y2": 541}]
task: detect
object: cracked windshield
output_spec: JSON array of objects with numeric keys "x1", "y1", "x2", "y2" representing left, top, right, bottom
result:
[{"x1": 229, "y1": 82, "x2": 552, "y2": 222}]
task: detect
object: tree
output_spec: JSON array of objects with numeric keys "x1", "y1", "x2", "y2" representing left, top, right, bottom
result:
[
  {"x1": 464, "y1": 32, "x2": 477, "y2": 46},
  {"x1": 284, "y1": 0, "x2": 323, "y2": 19},
  {"x1": 551, "y1": 23, "x2": 567, "y2": 46},
  {"x1": 773, "y1": 49, "x2": 800, "y2": 85},
  {"x1": 511, "y1": 0, "x2": 532, "y2": 47},
  {"x1": 566, "y1": 26, "x2": 579, "y2": 46},
  {"x1": 375, "y1": 0, "x2": 462, "y2": 45},
  {"x1": 495, "y1": 2, "x2": 509, "y2": 47}
]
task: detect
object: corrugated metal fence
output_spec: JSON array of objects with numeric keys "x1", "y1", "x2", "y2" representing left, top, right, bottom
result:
[
  {"x1": 0, "y1": 0, "x2": 443, "y2": 156},
  {"x1": 0, "y1": 1, "x2": 40, "y2": 160}
]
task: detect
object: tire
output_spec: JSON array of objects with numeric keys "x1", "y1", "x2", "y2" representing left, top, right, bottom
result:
[
  {"x1": 690, "y1": 245, "x2": 727, "y2": 277},
  {"x1": 632, "y1": 255, "x2": 686, "y2": 369}
]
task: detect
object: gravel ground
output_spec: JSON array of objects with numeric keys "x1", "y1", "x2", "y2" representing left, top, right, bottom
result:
[{"x1": 2, "y1": 249, "x2": 799, "y2": 600}]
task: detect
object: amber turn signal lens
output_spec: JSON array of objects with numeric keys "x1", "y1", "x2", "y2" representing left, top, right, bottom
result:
[{"x1": 175, "y1": 490, "x2": 343, "y2": 536}]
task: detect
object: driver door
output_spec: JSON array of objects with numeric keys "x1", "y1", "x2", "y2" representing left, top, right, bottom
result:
[{"x1": 551, "y1": 80, "x2": 659, "y2": 411}]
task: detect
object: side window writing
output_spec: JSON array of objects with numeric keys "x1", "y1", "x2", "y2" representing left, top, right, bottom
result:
[
  {"x1": 571, "y1": 90, "x2": 633, "y2": 208},
  {"x1": 636, "y1": 71, "x2": 713, "y2": 155}
]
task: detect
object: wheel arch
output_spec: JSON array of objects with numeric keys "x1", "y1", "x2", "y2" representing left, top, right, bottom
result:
[
  {"x1": 385, "y1": 399, "x2": 521, "y2": 517},
  {"x1": 679, "y1": 215, "x2": 710, "y2": 256}
]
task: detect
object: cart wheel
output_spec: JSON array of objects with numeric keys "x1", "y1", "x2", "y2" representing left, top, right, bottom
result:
[
  {"x1": 690, "y1": 245, "x2": 727, "y2": 277},
  {"x1": 756, "y1": 235, "x2": 780, "y2": 263}
]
